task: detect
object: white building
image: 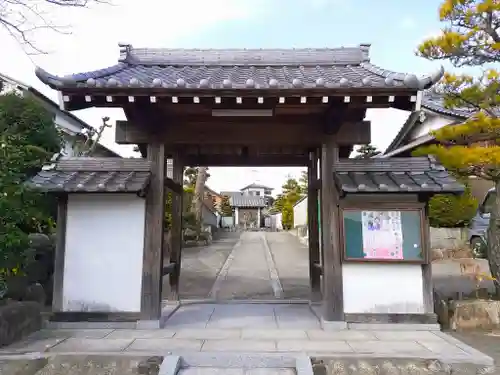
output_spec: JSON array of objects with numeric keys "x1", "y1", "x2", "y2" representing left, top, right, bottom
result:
[{"x1": 0, "y1": 73, "x2": 120, "y2": 158}]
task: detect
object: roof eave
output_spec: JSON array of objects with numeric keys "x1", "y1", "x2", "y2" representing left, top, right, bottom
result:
[{"x1": 35, "y1": 64, "x2": 445, "y2": 94}]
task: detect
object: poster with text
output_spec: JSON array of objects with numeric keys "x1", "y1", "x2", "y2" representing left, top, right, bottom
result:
[{"x1": 361, "y1": 211, "x2": 404, "y2": 260}]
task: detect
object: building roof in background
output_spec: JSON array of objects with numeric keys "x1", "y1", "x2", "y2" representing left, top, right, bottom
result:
[
  {"x1": 28, "y1": 157, "x2": 150, "y2": 193},
  {"x1": 35, "y1": 44, "x2": 443, "y2": 93},
  {"x1": 221, "y1": 191, "x2": 266, "y2": 207},
  {"x1": 240, "y1": 183, "x2": 274, "y2": 191},
  {"x1": 383, "y1": 90, "x2": 500, "y2": 156},
  {"x1": 0, "y1": 72, "x2": 121, "y2": 158},
  {"x1": 230, "y1": 194, "x2": 267, "y2": 208},
  {"x1": 333, "y1": 156, "x2": 464, "y2": 195}
]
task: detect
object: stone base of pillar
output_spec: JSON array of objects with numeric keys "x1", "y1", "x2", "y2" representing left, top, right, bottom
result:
[
  {"x1": 136, "y1": 319, "x2": 162, "y2": 329},
  {"x1": 321, "y1": 319, "x2": 348, "y2": 331}
]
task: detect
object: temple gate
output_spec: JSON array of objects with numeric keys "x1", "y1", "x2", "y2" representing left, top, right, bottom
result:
[{"x1": 31, "y1": 44, "x2": 463, "y2": 328}]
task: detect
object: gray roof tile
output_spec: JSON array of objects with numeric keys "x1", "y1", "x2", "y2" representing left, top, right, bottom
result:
[
  {"x1": 28, "y1": 157, "x2": 151, "y2": 193},
  {"x1": 35, "y1": 44, "x2": 444, "y2": 91},
  {"x1": 223, "y1": 191, "x2": 266, "y2": 207},
  {"x1": 333, "y1": 157, "x2": 464, "y2": 194}
]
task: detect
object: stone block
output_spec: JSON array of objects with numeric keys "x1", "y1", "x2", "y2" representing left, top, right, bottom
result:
[
  {"x1": 106, "y1": 329, "x2": 176, "y2": 339},
  {"x1": 241, "y1": 329, "x2": 307, "y2": 340},
  {"x1": 276, "y1": 340, "x2": 353, "y2": 353},
  {"x1": 372, "y1": 330, "x2": 445, "y2": 341},
  {"x1": 0, "y1": 301, "x2": 42, "y2": 348},
  {"x1": 175, "y1": 329, "x2": 241, "y2": 340},
  {"x1": 450, "y1": 300, "x2": 500, "y2": 331},
  {"x1": 201, "y1": 340, "x2": 276, "y2": 352},
  {"x1": 48, "y1": 338, "x2": 133, "y2": 352},
  {"x1": 307, "y1": 330, "x2": 376, "y2": 341},
  {"x1": 347, "y1": 340, "x2": 430, "y2": 354},
  {"x1": 29, "y1": 329, "x2": 113, "y2": 339},
  {"x1": 127, "y1": 338, "x2": 203, "y2": 352},
  {"x1": 137, "y1": 320, "x2": 162, "y2": 330},
  {"x1": 348, "y1": 323, "x2": 440, "y2": 331}
]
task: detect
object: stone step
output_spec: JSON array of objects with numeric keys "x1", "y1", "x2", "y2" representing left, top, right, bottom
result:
[{"x1": 178, "y1": 368, "x2": 296, "y2": 375}]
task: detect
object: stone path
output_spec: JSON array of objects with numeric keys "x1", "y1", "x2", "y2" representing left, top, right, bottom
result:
[
  {"x1": 177, "y1": 232, "x2": 240, "y2": 300},
  {"x1": 265, "y1": 233, "x2": 310, "y2": 300},
  {"x1": 179, "y1": 231, "x2": 309, "y2": 301},
  {"x1": 0, "y1": 303, "x2": 493, "y2": 368}
]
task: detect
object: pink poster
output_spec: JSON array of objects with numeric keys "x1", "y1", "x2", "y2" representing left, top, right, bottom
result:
[{"x1": 361, "y1": 211, "x2": 404, "y2": 260}]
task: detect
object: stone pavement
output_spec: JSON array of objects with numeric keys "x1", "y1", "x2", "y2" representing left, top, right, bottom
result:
[
  {"x1": 0, "y1": 303, "x2": 493, "y2": 368},
  {"x1": 179, "y1": 231, "x2": 309, "y2": 301},
  {"x1": 177, "y1": 232, "x2": 241, "y2": 300},
  {"x1": 265, "y1": 232, "x2": 310, "y2": 300}
]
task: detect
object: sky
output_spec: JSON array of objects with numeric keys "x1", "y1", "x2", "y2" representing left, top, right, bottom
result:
[{"x1": 0, "y1": 0, "x2": 449, "y2": 195}]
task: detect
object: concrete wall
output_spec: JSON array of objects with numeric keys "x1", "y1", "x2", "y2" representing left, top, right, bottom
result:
[
  {"x1": 343, "y1": 263, "x2": 425, "y2": 313},
  {"x1": 202, "y1": 205, "x2": 217, "y2": 227},
  {"x1": 293, "y1": 197, "x2": 307, "y2": 228},
  {"x1": 62, "y1": 194, "x2": 145, "y2": 312},
  {"x1": 221, "y1": 216, "x2": 234, "y2": 228},
  {"x1": 430, "y1": 227, "x2": 468, "y2": 249}
]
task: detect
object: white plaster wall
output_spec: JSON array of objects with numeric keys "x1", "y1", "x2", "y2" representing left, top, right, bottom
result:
[
  {"x1": 293, "y1": 198, "x2": 308, "y2": 227},
  {"x1": 343, "y1": 263, "x2": 425, "y2": 314},
  {"x1": 271, "y1": 213, "x2": 283, "y2": 231},
  {"x1": 54, "y1": 112, "x2": 84, "y2": 136},
  {"x1": 243, "y1": 188, "x2": 265, "y2": 196},
  {"x1": 62, "y1": 194, "x2": 145, "y2": 312},
  {"x1": 410, "y1": 113, "x2": 455, "y2": 140}
]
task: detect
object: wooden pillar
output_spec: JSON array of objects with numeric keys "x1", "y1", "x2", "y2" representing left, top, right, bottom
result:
[
  {"x1": 320, "y1": 137, "x2": 344, "y2": 321},
  {"x1": 422, "y1": 205, "x2": 434, "y2": 313},
  {"x1": 308, "y1": 149, "x2": 321, "y2": 300},
  {"x1": 52, "y1": 195, "x2": 68, "y2": 312},
  {"x1": 169, "y1": 155, "x2": 184, "y2": 300},
  {"x1": 140, "y1": 143, "x2": 166, "y2": 321}
]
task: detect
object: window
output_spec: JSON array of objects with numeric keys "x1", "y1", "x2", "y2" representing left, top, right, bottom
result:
[
  {"x1": 255, "y1": 191, "x2": 260, "y2": 196},
  {"x1": 482, "y1": 191, "x2": 496, "y2": 214}
]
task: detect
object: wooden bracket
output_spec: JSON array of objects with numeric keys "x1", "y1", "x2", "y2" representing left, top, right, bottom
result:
[{"x1": 164, "y1": 178, "x2": 183, "y2": 194}]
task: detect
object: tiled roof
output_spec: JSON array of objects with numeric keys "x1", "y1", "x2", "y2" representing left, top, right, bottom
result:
[
  {"x1": 28, "y1": 157, "x2": 151, "y2": 193},
  {"x1": 333, "y1": 157, "x2": 464, "y2": 194},
  {"x1": 422, "y1": 90, "x2": 474, "y2": 119},
  {"x1": 224, "y1": 192, "x2": 266, "y2": 208},
  {"x1": 35, "y1": 44, "x2": 444, "y2": 91},
  {"x1": 383, "y1": 90, "x2": 500, "y2": 155}
]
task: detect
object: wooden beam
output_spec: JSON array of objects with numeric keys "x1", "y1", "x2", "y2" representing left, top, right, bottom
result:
[
  {"x1": 180, "y1": 154, "x2": 309, "y2": 167},
  {"x1": 115, "y1": 120, "x2": 370, "y2": 146},
  {"x1": 320, "y1": 137, "x2": 344, "y2": 322},
  {"x1": 164, "y1": 178, "x2": 183, "y2": 195},
  {"x1": 140, "y1": 143, "x2": 166, "y2": 321},
  {"x1": 168, "y1": 154, "x2": 184, "y2": 300},
  {"x1": 52, "y1": 195, "x2": 68, "y2": 313},
  {"x1": 308, "y1": 149, "x2": 321, "y2": 301}
]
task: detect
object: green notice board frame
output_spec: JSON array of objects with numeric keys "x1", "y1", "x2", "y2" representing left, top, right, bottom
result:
[{"x1": 341, "y1": 208, "x2": 425, "y2": 263}]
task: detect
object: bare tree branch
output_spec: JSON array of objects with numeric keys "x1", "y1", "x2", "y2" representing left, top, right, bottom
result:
[{"x1": 0, "y1": 0, "x2": 110, "y2": 54}]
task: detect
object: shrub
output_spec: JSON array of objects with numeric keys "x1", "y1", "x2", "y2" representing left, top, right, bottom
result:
[
  {"x1": 282, "y1": 202, "x2": 294, "y2": 230},
  {"x1": 428, "y1": 183, "x2": 478, "y2": 228}
]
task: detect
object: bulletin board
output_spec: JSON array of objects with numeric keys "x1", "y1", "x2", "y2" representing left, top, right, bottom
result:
[{"x1": 342, "y1": 209, "x2": 424, "y2": 262}]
